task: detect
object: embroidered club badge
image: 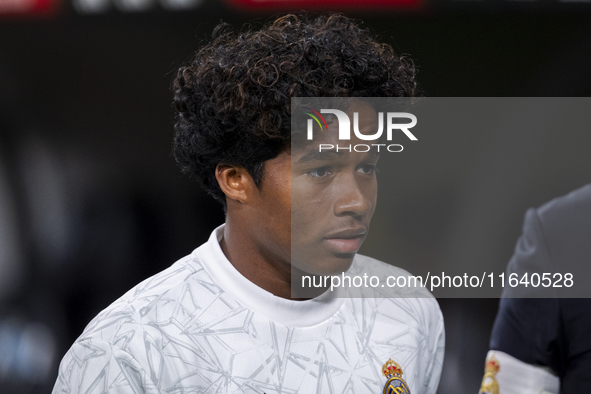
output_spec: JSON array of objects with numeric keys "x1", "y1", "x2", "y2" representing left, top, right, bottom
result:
[
  {"x1": 382, "y1": 358, "x2": 411, "y2": 394},
  {"x1": 478, "y1": 354, "x2": 500, "y2": 394}
]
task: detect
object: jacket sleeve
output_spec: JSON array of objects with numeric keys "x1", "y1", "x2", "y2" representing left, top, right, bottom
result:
[
  {"x1": 479, "y1": 208, "x2": 563, "y2": 394},
  {"x1": 478, "y1": 350, "x2": 559, "y2": 394}
]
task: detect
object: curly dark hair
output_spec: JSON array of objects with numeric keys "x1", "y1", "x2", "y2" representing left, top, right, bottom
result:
[{"x1": 173, "y1": 13, "x2": 418, "y2": 205}]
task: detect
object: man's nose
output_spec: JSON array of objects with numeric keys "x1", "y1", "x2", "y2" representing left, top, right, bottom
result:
[{"x1": 333, "y1": 175, "x2": 372, "y2": 217}]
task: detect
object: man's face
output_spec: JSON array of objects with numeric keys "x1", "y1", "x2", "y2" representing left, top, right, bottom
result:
[
  {"x1": 249, "y1": 100, "x2": 379, "y2": 279},
  {"x1": 290, "y1": 100, "x2": 379, "y2": 276}
]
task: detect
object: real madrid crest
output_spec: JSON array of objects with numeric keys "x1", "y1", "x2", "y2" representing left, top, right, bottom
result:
[
  {"x1": 382, "y1": 358, "x2": 411, "y2": 394},
  {"x1": 478, "y1": 354, "x2": 500, "y2": 394}
]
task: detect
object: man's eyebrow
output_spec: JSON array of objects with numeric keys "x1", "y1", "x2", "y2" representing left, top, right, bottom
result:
[
  {"x1": 296, "y1": 149, "x2": 380, "y2": 164},
  {"x1": 296, "y1": 150, "x2": 341, "y2": 164}
]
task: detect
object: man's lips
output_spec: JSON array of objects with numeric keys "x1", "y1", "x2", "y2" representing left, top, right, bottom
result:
[{"x1": 323, "y1": 228, "x2": 367, "y2": 253}]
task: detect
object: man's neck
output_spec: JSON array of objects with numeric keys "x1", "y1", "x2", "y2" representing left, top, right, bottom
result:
[{"x1": 220, "y1": 221, "x2": 327, "y2": 300}]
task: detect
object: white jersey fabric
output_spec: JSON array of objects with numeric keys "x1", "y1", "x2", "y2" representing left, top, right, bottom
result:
[{"x1": 53, "y1": 225, "x2": 444, "y2": 394}]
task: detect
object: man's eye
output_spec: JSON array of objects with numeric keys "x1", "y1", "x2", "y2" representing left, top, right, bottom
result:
[
  {"x1": 358, "y1": 164, "x2": 377, "y2": 175},
  {"x1": 307, "y1": 167, "x2": 332, "y2": 178}
]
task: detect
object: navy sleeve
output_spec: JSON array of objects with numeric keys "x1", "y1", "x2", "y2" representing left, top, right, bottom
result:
[
  {"x1": 489, "y1": 208, "x2": 564, "y2": 376},
  {"x1": 490, "y1": 298, "x2": 563, "y2": 375}
]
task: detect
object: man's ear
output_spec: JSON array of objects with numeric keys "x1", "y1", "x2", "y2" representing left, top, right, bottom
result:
[{"x1": 215, "y1": 164, "x2": 255, "y2": 204}]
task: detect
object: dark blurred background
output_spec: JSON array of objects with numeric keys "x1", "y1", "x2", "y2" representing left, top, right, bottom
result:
[{"x1": 1, "y1": 0, "x2": 591, "y2": 392}]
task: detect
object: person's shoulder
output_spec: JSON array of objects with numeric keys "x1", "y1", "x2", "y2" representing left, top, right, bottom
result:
[
  {"x1": 536, "y1": 183, "x2": 591, "y2": 228},
  {"x1": 531, "y1": 183, "x2": 591, "y2": 259},
  {"x1": 53, "y1": 251, "x2": 212, "y2": 390},
  {"x1": 78, "y1": 250, "x2": 208, "y2": 341}
]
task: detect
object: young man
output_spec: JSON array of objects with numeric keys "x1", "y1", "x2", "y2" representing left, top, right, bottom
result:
[{"x1": 53, "y1": 14, "x2": 444, "y2": 394}]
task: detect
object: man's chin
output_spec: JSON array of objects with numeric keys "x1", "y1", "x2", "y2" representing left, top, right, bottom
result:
[{"x1": 290, "y1": 252, "x2": 356, "y2": 277}]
